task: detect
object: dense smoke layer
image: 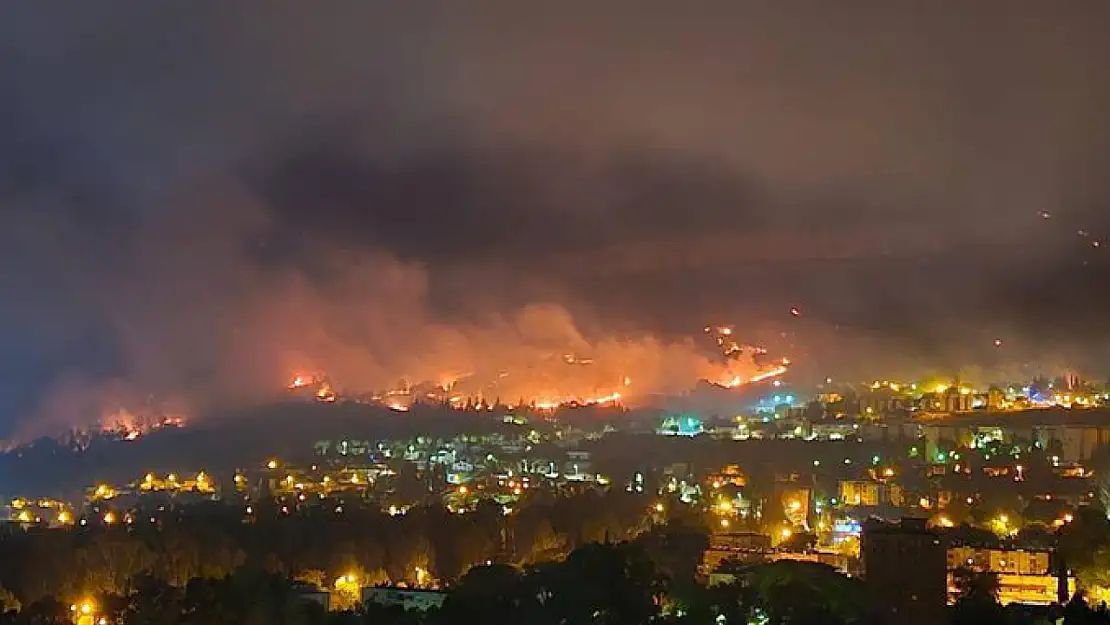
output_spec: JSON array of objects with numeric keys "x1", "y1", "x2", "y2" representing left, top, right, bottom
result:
[
  {"x1": 2, "y1": 2, "x2": 1110, "y2": 437},
  {"x1": 4, "y1": 185, "x2": 778, "y2": 443}
]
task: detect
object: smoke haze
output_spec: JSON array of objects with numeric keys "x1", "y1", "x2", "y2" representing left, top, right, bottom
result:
[{"x1": 2, "y1": 1, "x2": 1110, "y2": 437}]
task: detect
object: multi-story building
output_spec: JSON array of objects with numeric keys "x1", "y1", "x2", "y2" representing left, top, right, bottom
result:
[
  {"x1": 946, "y1": 546, "x2": 1072, "y2": 606},
  {"x1": 862, "y1": 518, "x2": 947, "y2": 625},
  {"x1": 362, "y1": 587, "x2": 447, "y2": 612},
  {"x1": 948, "y1": 546, "x2": 1050, "y2": 576},
  {"x1": 703, "y1": 530, "x2": 854, "y2": 586},
  {"x1": 700, "y1": 531, "x2": 773, "y2": 580},
  {"x1": 839, "y1": 481, "x2": 880, "y2": 507}
]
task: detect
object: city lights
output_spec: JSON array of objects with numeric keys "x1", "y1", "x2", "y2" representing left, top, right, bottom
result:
[
  {"x1": 2, "y1": 337, "x2": 1105, "y2": 617},
  {"x1": 0, "y1": 9, "x2": 1107, "y2": 624}
]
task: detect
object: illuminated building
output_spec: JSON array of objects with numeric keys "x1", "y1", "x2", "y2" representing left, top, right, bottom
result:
[
  {"x1": 779, "y1": 488, "x2": 810, "y2": 527},
  {"x1": 700, "y1": 532, "x2": 773, "y2": 580},
  {"x1": 923, "y1": 415, "x2": 1110, "y2": 464},
  {"x1": 839, "y1": 481, "x2": 879, "y2": 507},
  {"x1": 769, "y1": 549, "x2": 851, "y2": 573},
  {"x1": 564, "y1": 450, "x2": 592, "y2": 481},
  {"x1": 859, "y1": 385, "x2": 908, "y2": 417},
  {"x1": 837, "y1": 477, "x2": 904, "y2": 508},
  {"x1": 830, "y1": 518, "x2": 862, "y2": 545},
  {"x1": 656, "y1": 414, "x2": 703, "y2": 437},
  {"x1": 946, "y1": 546, "x2": 1071, "y2": 606},
  {"x1": 809, "y1": 422, "x2": 857, "y2": 441},
  {"x1": 704, "y1": 532, "x2": 853, "y2": 586},
  {"x1": 446, "y1": 460, "x2": 476, "y2": 484},
  {"x1": 1034, "y1": 424, "x2": 1110, "y2": 463},
  {"x1": 947, "y1": 546, "x2": 1049, "y2": 575},
  {"x1": 987, "y1": 387, "x2": 1006, "y2": 411},
  {"x1": 942, "y1": 386, "x2": 974, "y2": 413},
  {"x1": 362, "y1": 588, "x2": 447, "y2": 612},
  {"x1": 313, "y1": 439, "x2": 373, "y2": 458},
  {"x1": 862, "y1": 518, "x2": 946, "y2": 625},
  {"x1": 706, "y1": 465, "x2": 747, "y2": 489}
]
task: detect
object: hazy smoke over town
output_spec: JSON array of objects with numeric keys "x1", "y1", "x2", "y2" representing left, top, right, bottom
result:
[
  {"x1": 2, "y1": 2, "x2": 1110, "y2": 438},
  {"x1": 6, "y1": 182, "x2": 780, "y2": 442}
]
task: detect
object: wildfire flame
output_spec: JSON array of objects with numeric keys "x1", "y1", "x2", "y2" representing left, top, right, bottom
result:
[
  {"x1": 95, "y1": 410, "x2": 187, "y2": 443},
  {"x1": 287, "y1": 357, "x2": 787, "y2": 410},
  {"x1": 288, "y1": 375, "x2": 313, "y2": 389},
  {"x1": 280, "y1": 321, "x2": 790, "y2": 412},
  {"x1": 315, "y1": 383, "x2": 337, "y2": 403},
  {"x1": 713, "y1": 359, "x2": 789, "y2": 389}
]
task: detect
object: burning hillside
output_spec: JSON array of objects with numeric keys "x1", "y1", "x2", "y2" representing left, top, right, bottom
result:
[
  {"x1": 283, "y1": 322, "x2": 789, "y2": 411},
  {"x1": 5, "y1": 245, "x2": 790, "y2": 446}
]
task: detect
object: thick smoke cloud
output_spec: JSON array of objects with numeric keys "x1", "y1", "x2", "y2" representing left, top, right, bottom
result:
[
  {"x1": 1, "y1": 2, "x2": 1110, "y2": 437},
  {"x1": 8, "y1": 185, "x2": 770, "y2": 441}
]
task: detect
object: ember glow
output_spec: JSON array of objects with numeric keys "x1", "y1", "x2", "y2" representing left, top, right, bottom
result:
[
  {"x1": 283, "y1": 319, "x2": 789, "y2": 411},
  {"x1": 710, "y1": 361, "x2": 788, "y2": 389},
  {"x1": 315, "y1": 383, "x2": 337, "y2": 403},
  {"x1": 744, "y1": 362, "x2": 791, "y2": 385},
  {"x1": 288, "y1": 375, "x2": 317, "y2": 390},
  {"x1": 99, "y1": 410, "x2": 186, "y2": 442}
]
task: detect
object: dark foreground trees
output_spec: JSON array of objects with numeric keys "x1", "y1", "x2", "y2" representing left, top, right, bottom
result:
[
  {"x1": 8, "y1": 512, "x2": 1110, "y2": 625},
  {"x1": 0, "y1": 492, "x2": 657, "y2": 606}
]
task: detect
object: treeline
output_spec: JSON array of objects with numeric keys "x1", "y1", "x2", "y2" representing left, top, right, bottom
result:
[
  {"x1": 0, "y1": 490, "x2": 656, "y2": 606},
  {"x1": 6, "y1": 513, "x2": 1110, "y2": 625},
  {"x1": 0, "y1": 536, "x2": 877, "y2": 625},
  {"x1": 13, "y1": 539, "x2": 1104, "y2": 625}
]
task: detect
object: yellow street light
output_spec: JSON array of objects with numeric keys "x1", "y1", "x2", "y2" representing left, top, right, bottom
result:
[{"x1": 71, "y1": 599, "x2": 96, "y2": 616}]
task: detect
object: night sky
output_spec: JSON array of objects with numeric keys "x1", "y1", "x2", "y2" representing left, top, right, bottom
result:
[{"x1": 1, "y1": 2, "x2": 1110, "y2": 438}]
